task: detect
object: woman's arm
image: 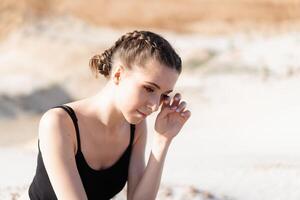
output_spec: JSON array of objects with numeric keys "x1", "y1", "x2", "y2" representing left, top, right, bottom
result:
[
  {"x1": 127, "y1": 119, "x2": 147, "y2": 199},
  {"x1": 38, "y1": 109, "x2": 88, "y2": 200},
  {"x1": 128, "y1": 93, "x2": 191, "y2": 200},
  {"x1": 127, "y1": 119, "x2": 171, "y2": 200},
  {"x1": 131, "y1": 132, "x2": 171, "y2": 200}
]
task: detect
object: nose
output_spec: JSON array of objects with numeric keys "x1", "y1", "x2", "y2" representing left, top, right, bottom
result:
[{"x1": 147, "y1": 95, "x2": 160, "y2": 112}]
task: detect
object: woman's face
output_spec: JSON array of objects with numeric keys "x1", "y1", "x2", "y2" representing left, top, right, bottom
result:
[{"x1": 115, "y1": 59, "x2": 179, "y2": 124}]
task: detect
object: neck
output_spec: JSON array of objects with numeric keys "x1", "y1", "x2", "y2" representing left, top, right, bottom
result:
[{"x1": 85, "y1": 81, "x2": 128, "y2": 132}]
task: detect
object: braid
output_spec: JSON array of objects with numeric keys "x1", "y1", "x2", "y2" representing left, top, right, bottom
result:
[
  {"x1": 89, "y1": 30, "x2": 181, "y2": 78},
  {"x1": 89, "y1": 31, "x2": 138, "y2": 78},
  {"x1": 125, "y1": 31, "x2": 160, "y2": 52}
]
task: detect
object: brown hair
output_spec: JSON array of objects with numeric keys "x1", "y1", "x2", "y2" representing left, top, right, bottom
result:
[{"x1": 89, "y1": 30, "x2": 182, "y2": 78}]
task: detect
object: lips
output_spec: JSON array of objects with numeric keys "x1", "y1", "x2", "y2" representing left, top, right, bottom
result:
[{"x1": 137, "y1": 110, "x2": 148, "y2": 117}]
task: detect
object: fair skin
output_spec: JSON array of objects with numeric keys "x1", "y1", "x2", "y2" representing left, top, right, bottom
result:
[{"x1": 38, "y1": 58, "x2": 191, "y2": 200}]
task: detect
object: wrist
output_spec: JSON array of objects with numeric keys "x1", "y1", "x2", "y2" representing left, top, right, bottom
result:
[
  {"x1": 153, "y1": 132, "x2": 172, "y2": 147},
  {"x1": 151, "y1": 132, "x2": 172, "y2": 158}
]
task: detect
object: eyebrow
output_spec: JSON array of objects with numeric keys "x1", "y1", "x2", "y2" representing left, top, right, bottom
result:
[{"x1": 145, "y1": 81, "x2": 173, "y2": 94}]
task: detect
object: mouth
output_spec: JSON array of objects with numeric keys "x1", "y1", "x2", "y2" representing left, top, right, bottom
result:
[{"x1": 136, "y1": 110, "x2": 148, "y2": 117}]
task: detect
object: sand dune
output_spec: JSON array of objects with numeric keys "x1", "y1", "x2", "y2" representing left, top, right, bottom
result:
[{"x1": 1, "y1": 0, "x2": 300, "y2": 39}]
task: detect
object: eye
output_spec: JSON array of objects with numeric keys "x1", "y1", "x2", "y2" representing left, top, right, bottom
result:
[
  {"x1": 144, "y1": 86, "x2": 171, "y2": 99},
  {"x1": 144, "y1": 86, "x2": 154, "y2": 93}
]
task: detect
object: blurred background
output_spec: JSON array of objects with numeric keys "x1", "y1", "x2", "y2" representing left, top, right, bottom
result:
[{"x1": 1, "y1": 0, "x2": 300, "y2": 199}]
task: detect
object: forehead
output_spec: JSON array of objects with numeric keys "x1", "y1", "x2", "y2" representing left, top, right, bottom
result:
[{"x1": 130, "y1": 59, "x2": 179, "y2": 89}]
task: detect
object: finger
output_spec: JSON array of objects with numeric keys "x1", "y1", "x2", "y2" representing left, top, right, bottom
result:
[
  {"x1": 180, "y1": 110, "x2": 191, "y2": 119},
  {"x1": 160, "y1": 102, "x2": 177, "y2": 117},
  {"x1": 160, "y1": 95, "x2": 167, "y2": 104},
  {"x1": 161, "y1": 95, "x2": 171, "y2": 109},
  {"x1": 170, "y1": 93, "x2": 181, "y2": 108},
  {"x1": 175, "y1": 101, "x2": 187, "y2": 113}
]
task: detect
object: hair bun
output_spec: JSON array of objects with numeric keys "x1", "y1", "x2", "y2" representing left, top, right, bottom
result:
[{"x1": 89, "y1": 52, "x2": 112, "y2": 78}]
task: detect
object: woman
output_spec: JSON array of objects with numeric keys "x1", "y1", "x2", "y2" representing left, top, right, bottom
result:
[{"x1": 28, "y1": 30, "x2": 191, "y2": 200}]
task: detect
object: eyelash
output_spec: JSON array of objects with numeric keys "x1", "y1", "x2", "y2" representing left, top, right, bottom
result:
[
  {"x1": 144, "y1": 86, "x2": 154, "y2": 93},
  {"x1": 144, "y1": 86, "x2": 169, "y2": 98}
]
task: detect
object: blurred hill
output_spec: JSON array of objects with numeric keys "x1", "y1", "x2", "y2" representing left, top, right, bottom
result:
[
  {"x1": 1, "y1": 0, "x2": 300, "y2": 39},
  {"x1": 1, "y1": 0, "x2": 300, "y2": 120}
]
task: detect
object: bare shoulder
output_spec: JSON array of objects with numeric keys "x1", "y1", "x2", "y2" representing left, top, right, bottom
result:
[
  {"x1": 38, "y1": 107, "x2": 77, "y2": 154},
  {"x1": 37, "y1": 107, "x2": 88, "y2": 199}
]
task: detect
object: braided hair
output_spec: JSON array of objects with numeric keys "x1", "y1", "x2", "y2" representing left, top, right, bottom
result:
[{"x1": 89, "y1": 30, "x2": 182, "y2": 78}]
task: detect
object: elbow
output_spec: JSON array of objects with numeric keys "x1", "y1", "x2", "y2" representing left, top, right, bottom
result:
[{"x1": 130, "y1": 193, "x2": 156, "y2": 200}]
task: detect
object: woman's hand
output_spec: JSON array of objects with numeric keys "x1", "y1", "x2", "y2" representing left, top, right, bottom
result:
[{"x1": 154, "y1": 93, "x2": 191, "y2": 141}]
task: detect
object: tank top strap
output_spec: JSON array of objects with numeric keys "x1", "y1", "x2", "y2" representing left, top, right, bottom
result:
[
  {"x1": 129, "y1": 124, "x2": 135, "y2": 146},
  {"x1": 51, "y1": 105, "x2": 81, "y2": 152}
]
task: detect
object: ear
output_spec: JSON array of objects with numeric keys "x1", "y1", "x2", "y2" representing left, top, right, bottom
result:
[{"x1": 112, "y1": 64, "x2": 125, "y2": 85}]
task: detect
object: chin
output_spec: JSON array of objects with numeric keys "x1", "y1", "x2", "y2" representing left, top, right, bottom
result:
[
  {"x1": 126, "y1": 116, "x2": 144, "y2": 125},
  {"x1": 124, "y1": 113, "x2": 145, "y2": 125}
]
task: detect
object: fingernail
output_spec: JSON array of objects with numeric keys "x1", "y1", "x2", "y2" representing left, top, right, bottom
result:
[
  {"x1": 176, "y1": 108, "x2": 180, "y2": 112},
  {"x1": 180, "y1": 113, "x2": 185, "y2": 116},
  {"x1": 171, "y1": 106, "x2": 177, "y2": 110}
]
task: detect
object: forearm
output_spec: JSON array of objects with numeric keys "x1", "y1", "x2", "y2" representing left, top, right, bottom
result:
[{"x1": 131, "y1": 133, "x2": 171, "y2": 200}]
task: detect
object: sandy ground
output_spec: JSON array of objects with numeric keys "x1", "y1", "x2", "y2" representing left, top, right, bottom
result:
[
  {"x1": 1, "y1": 17, "x2": 300, "y2": 200},
  {"x1": 1, "y1": 73, "x2": 300, "y2": 200}
]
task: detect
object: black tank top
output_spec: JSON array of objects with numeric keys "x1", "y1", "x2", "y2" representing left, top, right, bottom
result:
[{"x1": 28, "y1": 105, "x2": 135, "y2": 200}]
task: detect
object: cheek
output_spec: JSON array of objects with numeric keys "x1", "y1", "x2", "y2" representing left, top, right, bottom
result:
[{"x1": 118, "y1": 85, "x2": 144, "y2": 110}]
